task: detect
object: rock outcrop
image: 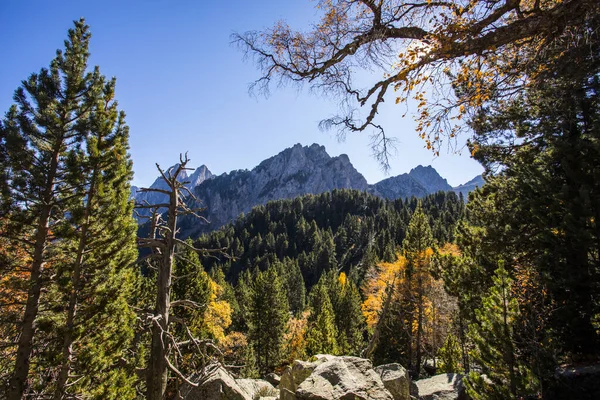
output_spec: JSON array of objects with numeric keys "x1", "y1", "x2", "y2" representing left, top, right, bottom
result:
[
  {"x1": 180, "y1": 144, "x2": 369, "y2": 237},
  {"x1": 264, "y1": 372, "x2": 281, "y2": 387},
  {"x1": 281, "y1": 355, "x2": 394, "y2": 400},
  {"x1": 180, "y1": 359, "x2": 475, "y2": 400},
  {"x1": 181, "y1": 365, "x2": 251, "y2": 400},
  {"x1": 237, "y1": 378, "x2": 277, "y2": 398},
  {"x1": 371, "y1": 174, "x2": 429, "y2": 200},
  {"x1": 408, "y1": 165, "x2": 453, "y2": 194},
  {"x1": 452, "y1": 175, "x2": 484, "y2": 199},
  {"x1": 413, "y1": 373, "x2": 468, "y2": 400},
  {"x1": 375, "y1": 363, "x2": 411, "y2": 400},
  {"x1": 181, "y1": 365, "x2": 275, "y2": 400},
  {"x1": 134, "y1": 144, "x2": 484, "y2": 236}
]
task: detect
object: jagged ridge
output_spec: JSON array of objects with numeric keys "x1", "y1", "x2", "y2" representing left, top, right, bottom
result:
[{"x1": 133, "y1": 143, "x2": 482, "y2": 234}]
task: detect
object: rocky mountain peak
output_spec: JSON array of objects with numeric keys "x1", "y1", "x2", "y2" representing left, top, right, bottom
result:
[
  {"x1": 408, "y1": 165, "x2": 453, "y2": 193},
  {"x1": 186, "y1": 165, "x2": 213, "y2": 189},
  {"x1": 134, "y1": 143, "x2": 483, "y2": 235},
  {"x1": 133, "y1": 163, "x2": 213, "y2": 220}
]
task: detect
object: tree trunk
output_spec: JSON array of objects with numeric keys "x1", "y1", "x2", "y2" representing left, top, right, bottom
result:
[
  {"x1": 8, "y1": 148, "x2": 61, "y2": 400},
  {"x1": 54, "y1": 167, "x2": 98, "y2": 400},
  {"x1": 147, "y1": 189, "x2": 177, "y2": 400},
  {"x1": 416, "y1": 277, "x2": 423, "y2": 378},
  {"x1": 458, "y1": 313, "x2": 469, "y2": 373}
]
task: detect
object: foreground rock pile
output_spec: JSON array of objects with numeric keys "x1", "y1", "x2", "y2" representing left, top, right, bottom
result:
[{"x1": 181, "y1": 355, "x2": 467, "y2": 400}]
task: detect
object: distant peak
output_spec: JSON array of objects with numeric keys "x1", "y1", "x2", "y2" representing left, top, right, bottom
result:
[
  {"x1": 338, "y1": 153, "x2": 350, "y2": 162},
  {"x1": 410, "y1": 165, "x2": 434, "y2": 173}
]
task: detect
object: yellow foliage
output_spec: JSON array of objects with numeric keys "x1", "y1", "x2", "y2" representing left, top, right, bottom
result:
[
  {"x1": 221, "y1": 331, "x2": 249, "y2": 365},
  {"x1": 203, "y1": 300, "x2": 232, "y2": 343},
  {"x1": 361, "y1": 254, "x2": 407, "y2": 328},
  {"x1": 196, "y1": 278, "x2": 233, "y2": 343},
  {"x1": 338, "y1": 272, "x2": 347, "y2": 287},
  {"x1": 439, "y1": 243, "x2": 461, "y2": 257},
  {"x1": 282, "y1": 310, "x2": 310, "y2": 364}
]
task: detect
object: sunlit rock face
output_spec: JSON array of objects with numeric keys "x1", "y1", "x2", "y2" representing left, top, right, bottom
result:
[
  {"x1": 181, "y1": 143, "x2": 369, "y2": 237},
  {"x1": 133, "y1": 143, "x2": 482, "y2": 237}
]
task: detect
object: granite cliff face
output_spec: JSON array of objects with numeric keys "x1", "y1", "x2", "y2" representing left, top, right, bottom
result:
[
  {"x1": 370, "y1": 174, "x2": 429, "y2": 200},
  {"x1": 409, "y1": 165, "x2": 453, "y2": 193},
  {"x1": 370, "y1": 165, "x2": 454, "y2": 200},
  {"x1": 133, "y1": 164, "x2": 213, "y2": 220},
  {"x1": 452, "y1": 174, "x2": 484, "y2": 199},
  {"x1": 133, "y1": 143, "x2": 482, "y2": 235},
  {"x1": 180, "y1": 144, "x2": 368, "y2": 236}
]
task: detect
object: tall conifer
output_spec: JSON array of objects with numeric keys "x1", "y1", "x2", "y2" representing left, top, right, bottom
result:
[
  {"x1": 402, "y1": 202, "x2": 433, "y2": 375},
  {"x1": 0, "y1": 19, "x2": 120, "y2": 399},
  {"x1": 464, "y1": 264, "x2": 535, "y2": 399},
  {"x1": 306, "y1": 277, "x2": 338, "y2": 355},
  {"x1": 53, "y1": 71, "x2": 138, "y2": 399},
  {"x1": 247, "y1": 267, "x2": 289, "y2": 375}
]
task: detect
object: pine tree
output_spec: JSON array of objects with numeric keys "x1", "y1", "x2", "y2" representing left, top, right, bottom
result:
[
  {"x1": 282, "y1": 258, "x2": 306, "y2": 315},
  {"x1": 233, "y1": 269, "x2": 253, "y2": 332},
  {"x1": 172, "y1": 240, "x2": 212, "y2": 343},
  {"x1": 306, "y1": 277, "x2": 338, "y2": 356},
  {"x1": 464, "y1": 263, "x2": 534, "y2": 399},
  {"x1": 52, "y1": 69, "x2": 138, "y2": 399},
  {"x1": 437, "y1": 332, "x2": 462, "y2": 373},
  {"x1": 247, "y1": 267, "x2": 289, "y2": 375},
  {"x1": 335, "y1": 273, "x2": 365, "y2": 355},
  {"x1": 0, "y1": 19, "x2": 126, "y2": 399},
  {"x1": 402, "y1": 202, "x2": 434, "y2": 376}
]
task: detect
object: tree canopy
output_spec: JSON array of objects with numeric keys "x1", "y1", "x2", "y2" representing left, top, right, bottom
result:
[{"x1": 234, "y1": 0, "x2": 599, "y2": 166}]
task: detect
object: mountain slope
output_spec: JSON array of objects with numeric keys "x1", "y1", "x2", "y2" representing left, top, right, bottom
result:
[
  {"x1": 452, "y1": 174, "x2": 484, "y2": 199},
  {"x1": 133, "y1": 164, "x2": 213, "y2": 220},
  {"x1": 133, "y1": 143, "x2": 483, "y2": 235},
  {"x1": 180, "y1": 144, "x2": 368, "y2": 237}
]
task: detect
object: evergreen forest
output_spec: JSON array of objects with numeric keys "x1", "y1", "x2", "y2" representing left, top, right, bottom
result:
[{"x1": 1, "y1": 1, "x2": 600, "y2": 399}]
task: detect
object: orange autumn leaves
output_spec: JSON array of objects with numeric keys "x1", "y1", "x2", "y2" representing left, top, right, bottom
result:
[
  {"x1": 361, "y1": 247, "x2": 454, "y2": 332},
  {"x1": 362, "y1": 254, "x2": 407, "y2": 328}
]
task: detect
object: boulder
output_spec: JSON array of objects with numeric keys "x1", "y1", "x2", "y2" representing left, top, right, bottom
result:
[
  {"x1": 280, "y1": 355, "x2": 336, "y2": 400},
  {"x1": 546, "y1": 364, "x2": 600, "y2": 400},
  {"x1": 293, "y1": 356, "x2": 393, "y2": 400},
  {"x1": 236, "y1": 378, "x2": 277, "y2": 399},
  {"x1": 413, "y1": 373, "x2": 468, "y2": 400},
  {"x1": 180, "y1": 364, "x2": 251, "y2": 400},
  {"x1": 264, "y1": 373, "x2": 281, "y2": 387},
  {"x1": 375, "y1": 363, "x2": 411, "y2": 400}
]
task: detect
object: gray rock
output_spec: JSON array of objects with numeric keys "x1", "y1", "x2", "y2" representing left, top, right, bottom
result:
[
  {"x1": 264, "y1": 373, "x2": 281, "y2": 387},
  {"x1": 413, "y1": 373, "x2": 467, "y2": 400},
  {"x1": 133, "y1": 163, "x2": 213, "y2": 221},
  {"x1": 375, "y1": 363, "x2": 411, "y2": 400},
  {"x1": 236, "y1": 378, "x2": 276, "y2": 399},
  {"x1": 370, "y1": 174, "x2": 429, "y2": 200},
  {"x1": 292, "y1": 356, "x2": 393, "y2": 400},
  {"x1": 408, "y1": 165, "x2": 453, "y2": 194},
  {"x1": 280, "y1": 356, "x2": 334, "y2": 400},
  {"x1": 137, "y1": 144, "x2": 483, "y2": 237},
  {"x1": 181, "y1": 364, "x2": 251, "y2": 400},
  {"x1": 452, "y1": 175, "x2": 484, "y2": 200}
]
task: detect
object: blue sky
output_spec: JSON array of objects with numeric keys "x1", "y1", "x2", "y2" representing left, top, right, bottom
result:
[{"x1": 0, "y1": 0, "x2": 483, "y2": 187}]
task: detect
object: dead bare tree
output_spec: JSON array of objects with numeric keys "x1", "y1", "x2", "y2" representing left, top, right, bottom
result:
[{"x1": 135, "y1": 153, "x2": 224, "y2": 400}]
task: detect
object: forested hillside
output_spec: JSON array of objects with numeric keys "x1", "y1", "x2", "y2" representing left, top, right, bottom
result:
[
  {"x1": 2, "y1": 2, "x2": 599, "y2": 400},
  {"x1": 193, "y1": 189, "x2": 464, "y2": 286}
]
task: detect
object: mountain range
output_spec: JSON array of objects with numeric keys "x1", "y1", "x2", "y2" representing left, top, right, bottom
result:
[{"x1": 132, "y1": 143, "x2": 483, "y2": 235}]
